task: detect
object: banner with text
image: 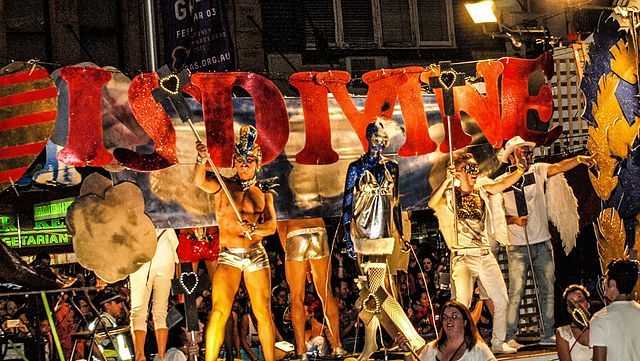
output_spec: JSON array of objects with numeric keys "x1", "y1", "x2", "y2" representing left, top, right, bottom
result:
[{"x1": 161, "y1": 0, "x2": 235, "y2": 72}]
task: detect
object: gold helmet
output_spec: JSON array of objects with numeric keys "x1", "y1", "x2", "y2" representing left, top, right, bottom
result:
[{"x1": 232, "y1": 125, "x2": 262, "y2": 169}]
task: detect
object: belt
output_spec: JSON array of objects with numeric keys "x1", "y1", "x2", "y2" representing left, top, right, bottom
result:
[{"x1": 451, "y1": 248, "x2": 491, "y2": 257}]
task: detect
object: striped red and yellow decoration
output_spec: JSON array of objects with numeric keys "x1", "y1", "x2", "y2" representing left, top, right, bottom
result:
[{"x1": 0, "y1": 64, "x2": 57, "y2": 191}]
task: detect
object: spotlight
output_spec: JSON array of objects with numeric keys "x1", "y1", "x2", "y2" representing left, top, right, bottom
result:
[{"x1": 465, "y1": 1, "x2": 498, "y2": 24}]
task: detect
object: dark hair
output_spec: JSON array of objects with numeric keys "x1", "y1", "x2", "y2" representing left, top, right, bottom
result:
[
  {"x1": 606, "y1": 259, "x2": 639, "y2": 295},
  {"x1": 167, "y1": 325, "x2": 188, "y2": 349},
  {"x1": 412, "y1": 288, "x2": 428, "y2": 303},
  {"x1": 434, "y1": 300, "x2": 481, "y2": 352},
  {"x1": 562, "y1": 284, "x2": 589, "y2": 304},
  {"x1": 450, "y1": 152, "x2": 474, "y2": 169}
]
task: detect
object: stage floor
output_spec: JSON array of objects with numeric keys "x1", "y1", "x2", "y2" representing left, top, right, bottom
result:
[{"x1": 496, "y1": 345, "x2": 558, "y2": 361}]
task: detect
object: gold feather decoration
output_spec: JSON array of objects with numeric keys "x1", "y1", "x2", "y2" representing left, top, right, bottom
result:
[{"x1": 594, "y1": 208, "x2": 627, "y2": 274}]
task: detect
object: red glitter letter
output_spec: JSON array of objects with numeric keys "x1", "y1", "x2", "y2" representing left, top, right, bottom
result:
[
  {"x1": 113, "y1": 73, "x2": 179, "y2": 171},
  {"x1": 189, "y1": 73, "x2": 288, "y2": 167},
  {"x1": 57, "y1": 66, "x2": 113, "y2": 166},
  {"x1": 289, "y1": 72, "x2": 339, "y2": 165}
]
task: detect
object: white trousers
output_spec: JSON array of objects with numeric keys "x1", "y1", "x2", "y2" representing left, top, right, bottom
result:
[
  {"x1": 129, "y1": 260, "x2": 175, "y2": 331},
  {"x1": 450, "y1": 252, "x2": 509, "y2": 344}
]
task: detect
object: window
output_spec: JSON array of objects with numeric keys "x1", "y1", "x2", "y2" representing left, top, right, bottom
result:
[
  {"x1": 4, "y1": 0, "x2": 50, "y2": 62},
  {"x1": 304, "y1": 0, "x2": 455, "y2": 49},
  {"x1": 77, "y1": 0, "x2": 123, "y2": 67}
]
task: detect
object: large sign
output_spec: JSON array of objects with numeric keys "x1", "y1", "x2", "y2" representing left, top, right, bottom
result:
[{"x1": 0, "y1": 54, "x2": 560, "y2": 227}]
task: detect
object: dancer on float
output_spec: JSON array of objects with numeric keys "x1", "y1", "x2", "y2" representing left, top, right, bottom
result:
[
  {"x1": 497, "y1": 136, "x2": 594, "y2": 348},
  {"x1": 276, "y1": 217, "x2": 346, "y2": 359},
  {"x1": 428, "y1": 152, "x2": 527, "y2": 354},
  {"x1": 341, "y1": 118, "x2": 424, "y2": 361},
  {"x1": 194, "y1": 125, "x2": 278, "y2": 361}
]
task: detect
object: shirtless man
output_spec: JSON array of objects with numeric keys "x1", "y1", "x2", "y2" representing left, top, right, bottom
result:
[
  {"x1": 277, "y1": 218, "x2": 345, "y2": 359},
  {"x1": 194, "y1": 125, "x2": 277, "y2": 361}
]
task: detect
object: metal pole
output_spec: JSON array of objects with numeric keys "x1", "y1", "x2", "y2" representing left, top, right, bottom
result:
[
  {"x1": 143, "y1": 0, "x2": 158, "y2": 71},
  {"x1": 187, "y1": 120, "x2": 252, "y2": 240},
  {"x1": 446, "y1": 115, "x2": 460, "y2": 248},
  {"x1": 522, "y1": 227, "x2": 546, "y2": 335}
]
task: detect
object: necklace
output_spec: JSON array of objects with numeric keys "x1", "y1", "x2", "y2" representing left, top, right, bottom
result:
[{"x1": 231, "y1": 175, "x2": 256, "y2": 191}]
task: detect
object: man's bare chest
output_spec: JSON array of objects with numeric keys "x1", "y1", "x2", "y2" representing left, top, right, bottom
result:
[{"x1": 217, "y1": 184, "x2": 265, "y2": 214}]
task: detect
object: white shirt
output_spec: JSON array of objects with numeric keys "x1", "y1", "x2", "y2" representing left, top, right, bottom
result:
[
  {"x1": 498, "y1": 163, "x2": 551, "y2": 245},
  {"x1": 419, "y1": 340, "x2": 496, "y2": 361},
  {"x1": 163, "y1": 348, "x2": 187, "y2": 361},
  {"x1": 589, "y1": 300, "x2": 640, "y2": 361},
  {"x1": 557, "y1": 325, "x2": 591, "y2": 361}
]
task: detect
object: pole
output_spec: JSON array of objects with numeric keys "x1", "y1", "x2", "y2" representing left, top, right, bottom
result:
[
  {"x1": 522, "y1": 227, "x2": 546, "y2": 335},
  {"x1": 187, "y1": 120, "x2": 252, "y2": 240},
  {"x1": 446, "y1": 115, "x2": 460, "y2": 248},
  {"x1": 143, "y1": 0, "x2": 158, "y2": 71},
  {"x1": 40, "y1": 291, "x2": 66, "y2": 361}
]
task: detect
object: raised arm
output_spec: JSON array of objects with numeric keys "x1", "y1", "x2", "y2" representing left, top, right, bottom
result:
[
  {"x1": 547, "y1": 154, "x2": 596, "y2": 177},
  {"x1": 193, "y1": 141, "x2": 221, "y2": 193},
  {"x1": 483, "y1": 156, "x2": 527, "y2": 194},
  {"x1": 427, "y1": 167, "x2": 454, "y2": 209}
]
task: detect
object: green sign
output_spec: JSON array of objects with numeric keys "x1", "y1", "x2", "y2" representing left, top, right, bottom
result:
[
  {"x1": 33, "y1": 197, "x2": 75, "y2": 221},
  {"x1": 0, "y1": 215, "x2": 71, "y2": 248}
]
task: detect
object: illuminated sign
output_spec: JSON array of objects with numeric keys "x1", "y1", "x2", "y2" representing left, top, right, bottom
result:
[
  {"x1": 1, "y1": 198, "x2": 74, "y2": 249},
  {"x1": 0, "y1": 215, "x2": 71, "y2": 248},
  {"x1": 33, "y1": 197, "x2": 75, "y2": 221}
]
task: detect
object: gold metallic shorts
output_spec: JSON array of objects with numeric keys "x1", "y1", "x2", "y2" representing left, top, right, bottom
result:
[
  {"x1": 217, "y1": 243, "x2": 270, "y2": 273},
  {"x1": 285, "y1": 227, "x2": 330, "y2": 262}
]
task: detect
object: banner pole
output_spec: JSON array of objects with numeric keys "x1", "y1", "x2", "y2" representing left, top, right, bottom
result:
[{"x1": 143, "y1": 0, "x2": 158, "y2": 71}]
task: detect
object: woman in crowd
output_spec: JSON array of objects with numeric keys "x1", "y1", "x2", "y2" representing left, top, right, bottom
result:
[
  {"x1": 418, "y1": 300, "x2": 495, "y2": 361},
  {"x1": 555, "y1": 284, "x2": 592, "y2": 361}
]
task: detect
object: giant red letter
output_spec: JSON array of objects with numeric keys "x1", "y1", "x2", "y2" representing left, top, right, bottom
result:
[
  {"x1": 289, "y1": 72, "x2": 339, "y2": 164},
  {"x1": 113, "y1": 72, "x2": 179, "y2": 171},
  {"x1": 57, "y1": 66, "x2": 113, "y2": 166},
  {"x1": 188, "y1": 73, "x2": 288, "y2": 167}
]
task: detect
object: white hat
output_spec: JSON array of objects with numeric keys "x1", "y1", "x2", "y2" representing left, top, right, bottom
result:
[{"x1": 501, "y1": 136, "x2": 536, "y2": 163}]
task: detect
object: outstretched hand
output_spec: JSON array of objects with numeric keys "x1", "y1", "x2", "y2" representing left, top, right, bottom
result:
[{"x1": 577, "y1": 155, "x2": 596, "y2": 168}]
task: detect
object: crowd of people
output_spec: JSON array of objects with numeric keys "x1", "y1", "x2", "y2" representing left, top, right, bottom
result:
[{"x1": 4, "y1": 247, "x2": 639, "y2": 361}]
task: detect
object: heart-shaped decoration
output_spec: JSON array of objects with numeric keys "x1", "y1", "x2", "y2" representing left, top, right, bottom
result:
[
  {"x1": 159, "y1": 74, "x2": 180, "y2": 95},
  {"x1": 363, "y1": 293, "x2": 381, "y2": 314},
  {"x1": 438, "y1": 70, "x2": 457, "y2": 90},
  {"x1": 179, "y1": 272, "x2": 199, "y2": 295}
]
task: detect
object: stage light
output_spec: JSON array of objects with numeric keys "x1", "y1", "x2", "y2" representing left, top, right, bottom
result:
[{"x1": 465, "y1": 1, "x2": 498, "y2": 24}]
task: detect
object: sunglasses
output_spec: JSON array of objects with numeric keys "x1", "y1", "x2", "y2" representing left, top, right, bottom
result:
[
  {"x1": 464, "y1": 163, "x2": 479, "y2": 175},
  {"x1": 234, "y1": 155, "x2": 258, "y2": 164}
]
